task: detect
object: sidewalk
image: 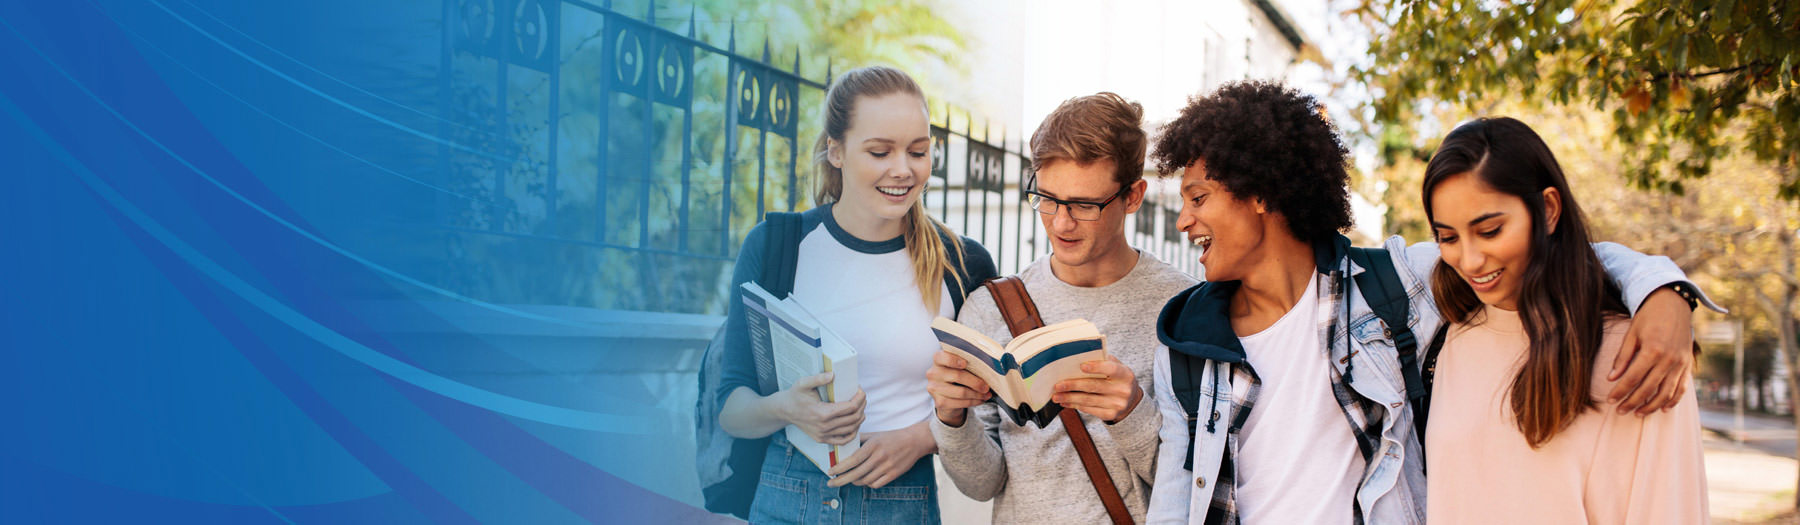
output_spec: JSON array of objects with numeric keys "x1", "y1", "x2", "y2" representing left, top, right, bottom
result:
[
  {"x1": 1698, "y1": 406, "x2": 1797, "y2": 524},
  {"x1": 936, "y1": 410, "x2": 1796, "y2": 524},
  {"x1": 1705, "y1": 432, "x2": 1797, "y2": 524}
]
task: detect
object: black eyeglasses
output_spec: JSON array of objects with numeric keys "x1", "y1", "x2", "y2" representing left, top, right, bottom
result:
[{"x1": 1024, "y1": 183, "x2": 1129, "y2": 221}]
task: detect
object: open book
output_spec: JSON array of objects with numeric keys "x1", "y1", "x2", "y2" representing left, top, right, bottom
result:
[
  {"x1": 930, "y1": 317, "x2": 1108, "y2": 428},
  {"x1": 740, "y1": 282, "x2": 861, "y2": 475}
]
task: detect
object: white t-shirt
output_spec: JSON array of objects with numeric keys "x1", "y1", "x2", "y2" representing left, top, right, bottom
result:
[
  {"x1": 787, "y1": 217, "x2": 951, "y2": 433},
  {"x1": 1232, "y1": 277, "x2": 1364, "y2": 525}
]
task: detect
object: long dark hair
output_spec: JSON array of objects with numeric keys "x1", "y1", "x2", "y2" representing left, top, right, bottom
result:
[{"x1": 1421, "y1": 117, "x2": 1628, "y2": 448}]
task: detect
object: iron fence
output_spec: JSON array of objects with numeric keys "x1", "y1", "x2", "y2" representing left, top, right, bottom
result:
[{"x1": 434, "y1": 0, "x2": 1200, "y2": 315}]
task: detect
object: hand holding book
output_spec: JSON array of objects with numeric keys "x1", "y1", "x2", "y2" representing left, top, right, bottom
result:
[
  {"x1": 1051, "y1": 354, "x2": 1144, "y2": 424},
  {"x1": 739, "y1": 281, "x2": 863, "y2": 473},
  {"x1": 825, "y1": 420, "x2": 935, "y2": 489},
  {"x1": 930, "y1": 317, "x2": 1119, "y2": 428},
  {"x1": 776, "y1": 372, "x2": 866, "y2": 445},
  {"x1": 927, "y1": 350, "x2": 994, "y2": 427},
  {"x1": 930, "y1": 334, "x2": 1144, "y2": 427}
]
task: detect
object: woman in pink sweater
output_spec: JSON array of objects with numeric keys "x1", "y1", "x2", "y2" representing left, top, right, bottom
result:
[{"x1": 1419, "y1": 117, "x2": 1708, "y2": 524}]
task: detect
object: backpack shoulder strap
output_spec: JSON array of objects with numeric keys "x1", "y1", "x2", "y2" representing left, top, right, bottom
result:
[
  {"x1": 760, "y1": 212, "x2": 804, "y2": 298},
  {"x1": 938, "y1": 230, "x2": 995, "y2": 313},
  {"x1": 1345, "y1": 247, "x2": 1428, "y2": 410},
  {"x1": 1415, "y1": 322, "x2": 1450, "y2": 453},
  {"x1": 1169, "y1": 348, "x2": 1210, "y2": 472}
]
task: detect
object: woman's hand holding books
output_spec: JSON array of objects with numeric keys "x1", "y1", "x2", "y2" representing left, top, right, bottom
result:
[
  {"x1": 776, "y1": 372, "x2": 866, "y2": 445},
  {"x1": 825, "y1": 421, "x2": 936, "y2": 489}
]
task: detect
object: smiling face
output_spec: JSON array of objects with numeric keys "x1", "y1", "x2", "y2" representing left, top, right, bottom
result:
[
  {"x1": 1032, "y1": 159, "x2": 1143, "y2": 269},
  {"x1": 827, "y1": 92, "x2": 931, "y2": 232},
  {"x1": 1428, "y1": 171, "x2": 1560, "y2": 311},
  {"x1": 1173, "y1": 159, "x2": 1274, "y2": 282}
]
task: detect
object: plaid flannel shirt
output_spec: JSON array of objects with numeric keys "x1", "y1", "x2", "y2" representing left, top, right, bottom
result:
[
  {"x1": 1153, "y1": 235, "x2": 1438, "y2": 525},
  {"x1": 1201, "y1": 267, "x2": 1393, "y2": 525}
]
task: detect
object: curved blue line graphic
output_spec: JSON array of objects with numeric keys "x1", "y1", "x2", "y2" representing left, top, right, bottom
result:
[
  {"x1": 97, "y1": 6, "x2": 481, "y2": 202},
  {"x1": 139, "y1": 0, "x2": 517, "y2": 164},
  {"x1": 0, "y1": 12, "x2": 615, "y2": 330},
  {"x1": 0, "y1": 14, "x2": 643, "y2": 431},
  {"x1": 0, "y1": 91, "x2": 642, "y2": 433},
  {"x1": 175, "y1": 0, "x2": 495, "y2": 139}
]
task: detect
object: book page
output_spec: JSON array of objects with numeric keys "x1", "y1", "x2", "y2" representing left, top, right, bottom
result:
[
  {"x1": 932, "y1": 317, "x2": 1109, "y2": 414},
  {"x1": 1006, "y1": 319, "x2": 1101, "y2": 361},
  {"x1": 771, "y1": 325, "x2": 821, "y2": 393},
  {"x1": 942, "y1": 344, "x2": 1020, "y2": 412},
  {"x1": 1020, "y1": 339, "x2": 1107, "y2": 408},
  {"x1": 931, "y1": 317, "x2": 1021, "y2": 407}
]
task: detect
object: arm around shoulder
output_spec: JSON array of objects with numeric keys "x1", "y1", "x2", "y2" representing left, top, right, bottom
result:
[
  {"x1": 1392, "y1": 235, "x2": 1444, "y2": 286},
  {"x1": 1590, "y1": 241, "x2": 1724, "y2": 314},
  {"x1": 1390, "y1": 236, "x2": 1727, "y2": 314}
]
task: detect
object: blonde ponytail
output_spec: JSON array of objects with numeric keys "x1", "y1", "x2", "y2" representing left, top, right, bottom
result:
[{"x1": 901, "y1": 200, "x2": 967, "y2": 313}]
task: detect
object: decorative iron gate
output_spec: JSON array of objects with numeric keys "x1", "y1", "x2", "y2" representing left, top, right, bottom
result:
[{"x1": 434, "y1": 0, "x2": 1199, "y2": 315}]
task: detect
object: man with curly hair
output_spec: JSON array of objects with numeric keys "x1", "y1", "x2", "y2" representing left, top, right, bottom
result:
[{"x1": 1144, "y1": 80, "x2": 1719, "y2": 524}]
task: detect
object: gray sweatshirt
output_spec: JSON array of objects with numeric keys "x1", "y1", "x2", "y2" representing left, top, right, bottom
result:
[{"x1": 932, "y1": 251, "x2": 1198, "y2": 524}]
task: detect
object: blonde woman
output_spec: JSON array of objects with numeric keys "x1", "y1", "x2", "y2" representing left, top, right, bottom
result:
[{"x1": 715, "y1": 66, "x2": 996, "y2": 524}]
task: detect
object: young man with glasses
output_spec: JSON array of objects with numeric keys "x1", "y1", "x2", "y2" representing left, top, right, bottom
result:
[{"x1": 927, "y1": 93, "x2": 1198, "y2": 524}]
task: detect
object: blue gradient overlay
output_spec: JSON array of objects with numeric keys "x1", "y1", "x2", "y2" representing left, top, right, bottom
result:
[{"x1": 1, "y1": 0, "x2": 729, "y2": 522}]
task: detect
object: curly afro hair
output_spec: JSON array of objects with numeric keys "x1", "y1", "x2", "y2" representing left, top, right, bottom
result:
[{"x1": 1152, "y1": 80, "x2": 1352, "y2": 245}]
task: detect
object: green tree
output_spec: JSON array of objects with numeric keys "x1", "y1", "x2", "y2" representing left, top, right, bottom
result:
[{"x1": 1351, "y1": 0, "x2": 1800, "y2": 198}]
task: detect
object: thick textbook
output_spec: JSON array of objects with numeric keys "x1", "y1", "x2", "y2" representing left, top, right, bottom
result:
[
  {"x1": 931, "y1": 317, "x2": 1108, "y2": 428},
  {"x1": 740, "y1": 282, "x2": 861, "y2": 474}
]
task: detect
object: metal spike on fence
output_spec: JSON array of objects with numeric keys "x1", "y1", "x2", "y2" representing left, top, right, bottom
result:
[
  {"x1": 687, "y1": 6, "x2": 696, "y2": 38},
  {"x1": 728, "y1": 21, "x2": 736, "y2": 53},
  {"x1": 645, "y1": 0, "x2": 655, "y2": 23}
]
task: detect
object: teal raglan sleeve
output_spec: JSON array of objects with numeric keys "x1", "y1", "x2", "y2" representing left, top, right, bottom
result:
[{"x1": 717, "y1": 223, "x2": 769, "y2": 408}]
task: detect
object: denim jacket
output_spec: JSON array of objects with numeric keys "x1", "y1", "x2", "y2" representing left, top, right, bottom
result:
[{"x1": 1145, "y1": 235, "x2": 1718, "y2": 525}]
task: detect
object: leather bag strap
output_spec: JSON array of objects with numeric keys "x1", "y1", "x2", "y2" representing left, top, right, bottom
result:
[{"x1": 981, "y1": 276, "x2": 1133, "y2": 525}]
